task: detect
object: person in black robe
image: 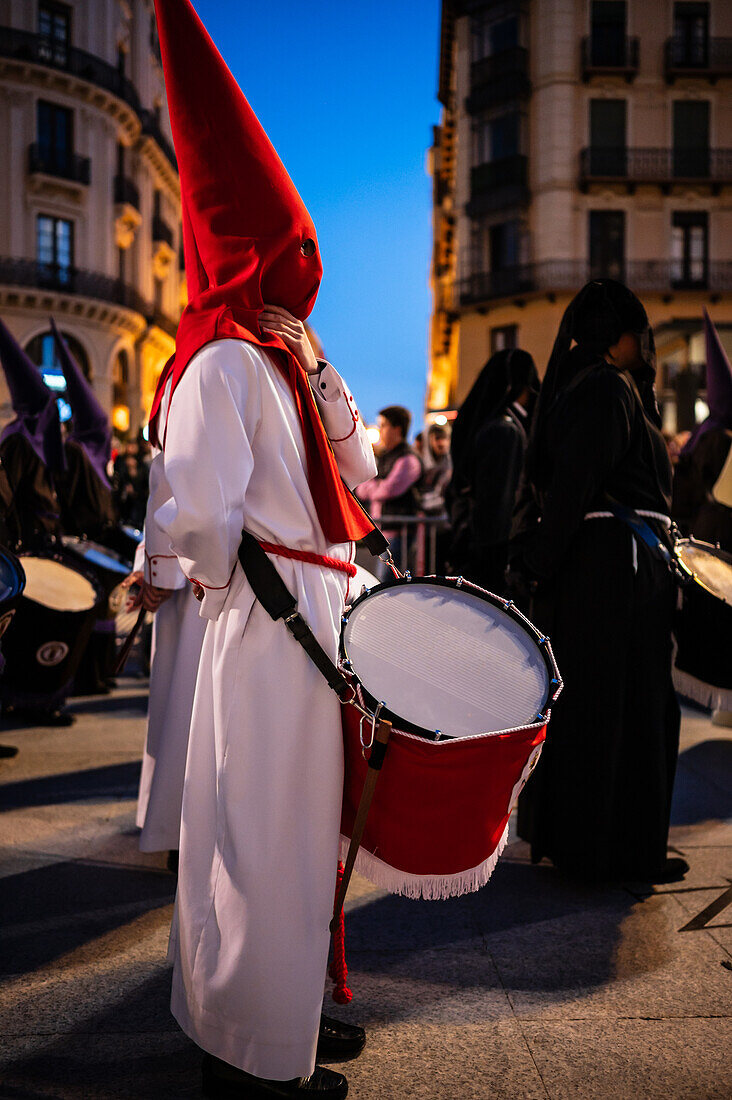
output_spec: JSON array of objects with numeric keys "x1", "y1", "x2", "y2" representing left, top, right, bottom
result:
[
  {"x1": 512, "y1": 279, "x2": 684, "y2": 883},
  {"x1": 448, "y1": 348, "x2": 538, "y2": 593}
]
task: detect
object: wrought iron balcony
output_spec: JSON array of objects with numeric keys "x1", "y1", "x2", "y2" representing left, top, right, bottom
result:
[
  {"x1": 581, "y1": 35, "x2": 639, "y2": 81},
  {"x1": 466, "y1": 47, "x2": 530, "y2": 112},
  {"x1": 458, "y1": 260, "x2": 732, "y2": 306},
  {"x1": 0, "y1": 256, "x2": 150, "y2": 315},
  {"x1": 113, "y1": 174, "x2": 140, "y2": 210},
  {"x1": 28, "y1": 143, "x2": 90, "y2": 185},
  {"x1": 0, "y1": 26, "x2": 141, "y2": 112},
  {"x1": 468, "y1": 155, "x2": 529, "y2": 215},
  {"x1": 0, "y1": 29, "x2": 177, "y2": 173},
  {"x1": 152, "y1": 215, "x2": 174, "y2": 249},
  {"x1": 579, "y1": 147, "x2": 732, "y2": 190},
  {"x1": 665, "y1": 36, "x2": 732, "y2": 81}
]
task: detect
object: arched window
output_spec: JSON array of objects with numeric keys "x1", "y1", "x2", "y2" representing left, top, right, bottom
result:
[
  {"x1": 112, "y1": 349, "x2": 129, "y2": 406},
  {"x1": 25, "y1": 329, "x2": 91, "y2": 422}
]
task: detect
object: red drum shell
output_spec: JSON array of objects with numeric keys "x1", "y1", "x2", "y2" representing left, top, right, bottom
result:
[{"x1": 341, "y1": 696, "x2": 546, "y2": 899}]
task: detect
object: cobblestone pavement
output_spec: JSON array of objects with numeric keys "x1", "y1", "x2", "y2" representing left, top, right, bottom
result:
[{"x1": 0, "y1": 681, "x2": 730, "y2": 1099}]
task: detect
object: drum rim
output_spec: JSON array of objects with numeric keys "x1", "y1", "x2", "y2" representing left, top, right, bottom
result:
[
  {"x1": 61, "y1": 535, "x2": 133, "y2": 571},
  {"x1": 340, "y1": 574, "x2": 561, "y2": 741},
  {"x1": 674, "y1": 537, "x2": 732, "y2": 605}
]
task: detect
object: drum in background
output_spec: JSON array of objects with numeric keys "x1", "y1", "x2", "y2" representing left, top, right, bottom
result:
[
  {"x1": 673, "y1": 538, "x2": 732, "y2": 710},
  {"x1": 61, "y1": 538, "x2": 132, "y2": 694},
  {"x1": 0, "y1": 546, "x2": 26, "y2": 650},
  {"x1": 339, "y1": 575, "x2": 561, "y2": 899},
  {"x1": 62, "y1": 537, "x2": 131, "y2": 598},
  {"x1": 0, "y1": 550, "x2": 102, "y2": 700}
]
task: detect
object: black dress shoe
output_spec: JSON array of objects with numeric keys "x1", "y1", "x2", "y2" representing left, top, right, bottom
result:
[
  {"x1": 201, "y1": 1054, "x2": 347, "y2": 1098},
  {"x1": 0, "y1": 743, "x2": 18, "y2": 758},
  {"x1": 316, "y1": 1015, "x2": 366, "y2": 1061},
  {"x1": 2, "y1": 705, "x2": 75, "y2": 728},
  {"x1": 166, "y1": 849, "x2": 179, "y2": 874},
  {"x1": 646, "y1": 857, "x2": 689, "y2": 884}
]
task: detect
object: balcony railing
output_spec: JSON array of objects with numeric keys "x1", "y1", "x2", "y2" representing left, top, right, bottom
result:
[
  {"x1": 140, "y1": 110, "x2": 177, "y2": 172},
  {"x1": 113, "y1": 174, "x2": 140, "y2": 209},
  {"x1": 0, "y1": 255, "x2": 147, "y2": 315},
  {"x1": 459, "y1": 260, "x2": 732, "y2": 306},
  {"x1": 152, "y1": 215, "x2": 174, "y2": 248},
  {"x1": 581, "y1": 35, "x2": 639, "y2": 80},
  {"x1": 468, "y1": 154, "x2": 529, "y2": 215},
  {"x1": 0, "y1": 26, "x2": 141, "y2": 112},
  {"x1": 28, "y1": 143, "x2": 90, "y2": 185},
  {"x1": 579, "y1": 147, "x2": 732, "y2": 188},
  {"x1": 0, "y1": 28, "x2": 177, "y2": 173},
  {"x1": 665, "y1": 36, "x2": 732, "y2": 81},
  {"x1": 466, "y1": 47, "x2": 530, "y2": 112}
]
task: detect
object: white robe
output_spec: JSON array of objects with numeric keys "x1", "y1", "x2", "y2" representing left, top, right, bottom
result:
[
  {"x1": 154, "y1": 340, "x2": 376, "y2": 1080},
  {"x1": 134, "y1": 456, "x2": 207, "y2": 853}
]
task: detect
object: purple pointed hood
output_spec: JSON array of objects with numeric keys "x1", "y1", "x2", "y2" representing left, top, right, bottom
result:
[
  {"x1": 0, "y1": 316, "x2": 65, "y2": 472},
  {"x1": 50, "y1": 318, "x2": 111, "y2": 487},
  {"x1": 683, "y1": 309, "x2": 732, "y2": 453}
]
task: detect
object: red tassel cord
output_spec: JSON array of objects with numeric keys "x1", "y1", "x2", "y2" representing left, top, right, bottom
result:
[{"x1": 330, "y1": 861, "x2": 352, "y2": 1004}]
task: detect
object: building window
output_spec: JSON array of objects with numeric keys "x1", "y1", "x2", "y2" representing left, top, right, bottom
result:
[
  {"x1": 490, "y1": 221, "x2": 521, "y2": 272},
  {"x1": 673, "y1": 100, "x2": 710, "y2": 177},
  {"x1": 589, "y1": 210, "x2": 625, "y2": 280},
  {"x1": 671, "y1": 211, "x2": 708, "y2": 287},
  {"x1": 589, "y1": 2, "x2": 627, "y2": 67},
  {"x1": 490, "y1": 325, "x2": 517, "y2": 354},
  {"x1": 473, "y1": 112, "x2": 520, "y2": 166},
  {"x1": 26, "y1": 329, "x2": 89, "y2": 400},
  {"x1": 153, "y1": 276, "x2": 164, "y2": 312},
  {"x1": 471, "y1": 14, "x2": 519, "y2": 63},
  {"x1": 672, "y1": 2, "x2": 709, "y2": 67},
  {"x1": 36, "y1": 214, "x2": 74, "y2": 284},
  {"x1": 36, "y1": 100, "x2": 72, "y2": 176},
  {"x1": 589, "y1": 99, "x2": 626, "y2": 175},
  {"x1": 38, "y1": 2, "x2": 71, "y2": 65}
]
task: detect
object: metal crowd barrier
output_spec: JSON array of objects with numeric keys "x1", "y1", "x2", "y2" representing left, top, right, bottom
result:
[{"x1": 378, "y1": 514, "x2": 449, "y2": 576}]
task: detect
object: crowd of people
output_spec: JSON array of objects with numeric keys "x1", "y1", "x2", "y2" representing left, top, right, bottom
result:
[{"x1": 1, "y1": 1, "x2": 731, "y2": 1097}]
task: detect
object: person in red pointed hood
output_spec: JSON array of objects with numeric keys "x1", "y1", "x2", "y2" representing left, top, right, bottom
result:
[{"x1": 147, "y1": 2, "x2": 376, "y2": 1096}]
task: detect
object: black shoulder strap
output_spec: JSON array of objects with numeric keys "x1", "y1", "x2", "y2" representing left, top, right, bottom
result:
[{"x1": 237, "y1": 529, "x2": 353, "y2": 702}]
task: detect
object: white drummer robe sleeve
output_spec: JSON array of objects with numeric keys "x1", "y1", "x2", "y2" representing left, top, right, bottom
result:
[
  {"x1": 140, "y1": 452, "x2": 187, "y2": 590},
  {"x1": 154, "y1": 343, "x2": 261, "y2": 621},
  {"x1": 310, "y1": 361, "x2": 376, "y2": 488}
]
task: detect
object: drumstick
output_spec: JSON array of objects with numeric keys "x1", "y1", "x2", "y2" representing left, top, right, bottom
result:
[
  {"x1": 330, "y1": 718, "x2": 393, "y2": 933},
  {"x1": 114, "y1": 605, "x2": 146, "y2": 675}
]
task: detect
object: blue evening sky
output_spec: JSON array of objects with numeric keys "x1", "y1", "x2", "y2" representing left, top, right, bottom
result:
[{"x1": 193, "y1": 0, "x2": 441, "y2": 433}]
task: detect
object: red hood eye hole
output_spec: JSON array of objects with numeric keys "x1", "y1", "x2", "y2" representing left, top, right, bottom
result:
[{"x1": 300, "y1": 238, "x2": 316, "y2": 258}]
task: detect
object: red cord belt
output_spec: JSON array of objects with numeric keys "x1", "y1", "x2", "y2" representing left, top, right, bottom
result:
[{"x1": 258, "y1": 541, "x2": 357, "y2": 577}]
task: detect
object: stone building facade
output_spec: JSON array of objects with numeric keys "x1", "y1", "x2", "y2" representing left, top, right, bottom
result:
[
  {"x1": 429, "y1": 0, "x2": 732, "y2": 431},
  {"x1": 0, "y1": 0, "x2": 182, "y2": 438}
]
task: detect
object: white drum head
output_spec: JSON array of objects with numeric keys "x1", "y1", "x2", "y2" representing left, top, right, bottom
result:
[
  {"x1": 21, "y1": 557, "x2": 98, "y2": 612},
  {"x1": 677, "y1": 542, "x2": 732, "y2": 604},
  {"x1": 342, "y1": 581, "x2": 551, "y2": 738}
]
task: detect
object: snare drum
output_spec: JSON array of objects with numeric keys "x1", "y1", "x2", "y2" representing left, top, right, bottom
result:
[
  {"x1": 61, "y1": 538, "x2": 132, "y2": 693},
  {"x1": 673, "y1": 538, "x2": 732, "y2": 709},
  {"x1": 0, "y1": 549, "x2": 103, "y2": 700},
  {"x1": 339, "y1": 575, "x2": 562, "y2": 898},
  {"x1": 62, "y1": 537, "x2": 131, "y2": 597}
]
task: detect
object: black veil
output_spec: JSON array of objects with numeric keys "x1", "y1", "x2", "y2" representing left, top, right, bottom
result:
[
  {"x1": 526, "y1": 279, "x2": 660, "y2": 488},
  {"x1": 451, "y1": 347, "x2": 538, "y2": 492}
]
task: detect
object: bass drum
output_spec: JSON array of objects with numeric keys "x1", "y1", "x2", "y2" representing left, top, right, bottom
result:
[
  {"x1": 673, "y1": 538, "x2": 732, "y2": 710},
  {"x1": 339, "y1": 575, "x2": 562, "y2": 899},
  {"x1": 0, "y1": 549, "x2": 103, "y2": 702},
  {"x1": 0, "y1": 545, "x2": 26, "y2": 652}
]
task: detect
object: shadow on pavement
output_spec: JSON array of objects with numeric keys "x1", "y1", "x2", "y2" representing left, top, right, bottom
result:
[
  {"x1": 0, "y1": 860, "x2": 174, "y2": 975},
  {"x1": 671, "y1": 738, "x2": 732, "y2": 825},
  {"x1": 0, "y1": 971, "x2": 201, "y2": 1100},
  {"x1": 0, "y1": 760, "x2": 142, "y2": 811},
  {"x1": 68, "y1": 692, "x2": 149, "y2": 716}
]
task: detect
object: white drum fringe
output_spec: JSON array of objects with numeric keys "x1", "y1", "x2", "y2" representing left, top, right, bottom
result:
[
  {"x1": 673, "y1": 666, "x2": 732, "y2": 713},
  {"x1": 339, "y1": 823, "x2": 510, "y2": 901}
]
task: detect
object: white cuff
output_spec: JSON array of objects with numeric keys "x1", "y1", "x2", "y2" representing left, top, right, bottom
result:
[{"x1": 145, "y1": 552, "x2": 186, "y2": 590}]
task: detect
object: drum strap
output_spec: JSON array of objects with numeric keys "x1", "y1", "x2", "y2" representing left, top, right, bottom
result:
[{"x1": 237, "y1": 529, "x2": 354, "y2": 703}]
